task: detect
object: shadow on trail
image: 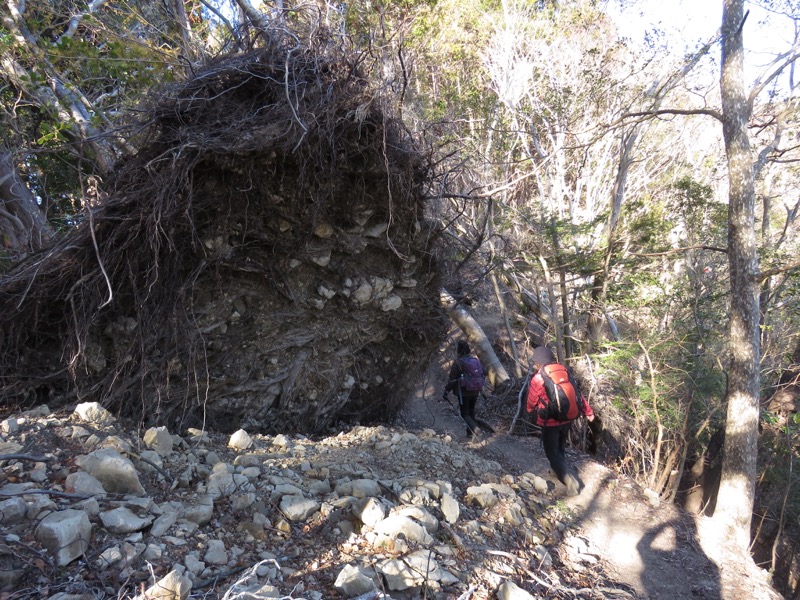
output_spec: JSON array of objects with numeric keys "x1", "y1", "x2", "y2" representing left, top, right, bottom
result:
[
  {"x1": 566, "y1": 467, "x2": 723, "y2": 600},
  {"x1": 636, "y1": 518, "x2": 721, "y2": 600}
]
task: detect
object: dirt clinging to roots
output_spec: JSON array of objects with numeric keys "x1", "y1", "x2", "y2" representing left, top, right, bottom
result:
[{"x1": 0, "y1": 40, "x2": 445, "y2": 434}]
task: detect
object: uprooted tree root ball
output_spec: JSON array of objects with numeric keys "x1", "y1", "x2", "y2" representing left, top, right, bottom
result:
[{"x1": 0, "y1": 39, "x2": 446, "y2": 433}]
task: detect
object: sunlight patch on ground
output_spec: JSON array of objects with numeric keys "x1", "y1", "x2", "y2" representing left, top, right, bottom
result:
[{"x1": 585, "y1": 522, "x2": 647, "y2": 584}]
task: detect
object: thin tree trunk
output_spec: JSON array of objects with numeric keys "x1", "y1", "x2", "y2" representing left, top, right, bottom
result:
[
  {"x1": 538, "y1": 256, "x2": 564, "y2": 364},
  {"x1": 491, "y1": 272, "x2": 522, "y2": 378},
  {"x1": 714, "y1": 0, "x2": 761, "y2": 551}
]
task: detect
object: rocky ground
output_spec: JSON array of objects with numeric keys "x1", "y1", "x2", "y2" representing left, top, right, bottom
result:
[
  {"x1": 0, "y1": 401, "x2": 620, "y2": 600},
  {"x1": 0, "y1": 355, "x2": 785, "y2": 600}
]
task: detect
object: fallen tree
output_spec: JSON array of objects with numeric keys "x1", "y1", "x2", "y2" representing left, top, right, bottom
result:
[{"x1": 0, "y1": 36, "x2": 445, "y2": 433}]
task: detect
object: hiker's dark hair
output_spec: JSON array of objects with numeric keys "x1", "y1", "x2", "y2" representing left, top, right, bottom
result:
[{"x1": 457, "y1": 340, "x2": 471, "y2": 356}]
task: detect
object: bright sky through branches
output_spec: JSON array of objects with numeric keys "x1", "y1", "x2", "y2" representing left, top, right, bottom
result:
[{"x1": 606, "y1": 0, "x2": 798, "y2": 92}]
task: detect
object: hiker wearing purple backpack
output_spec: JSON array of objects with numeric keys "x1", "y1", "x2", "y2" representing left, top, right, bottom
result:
[{"x1": 442, "y1": 340, "x2": 493, "y2": 440}]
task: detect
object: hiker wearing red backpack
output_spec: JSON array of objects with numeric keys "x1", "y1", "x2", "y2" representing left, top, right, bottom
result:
[
  {"x1": 526, "y1": 345, "x2": 595, "y2": 496},
  {"x1": 443, "y1": 340, "x2": 493, "y2": 441}
]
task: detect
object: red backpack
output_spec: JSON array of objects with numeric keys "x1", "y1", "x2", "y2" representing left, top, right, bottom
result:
[
  {"x1": 537, "y1": 363, "x2": 582, "y2": 422},
  {"x1": 458, "y1": 356, "x2": 485, "y2": 393}
]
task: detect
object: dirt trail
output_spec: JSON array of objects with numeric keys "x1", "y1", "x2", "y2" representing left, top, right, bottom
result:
[{"x1": 397, "y1": 348, "x2": 781, "y2": 600}]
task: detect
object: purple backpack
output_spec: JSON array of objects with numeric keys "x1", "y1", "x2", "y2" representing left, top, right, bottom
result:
[{"x1": 459, "y1": 357, "x2": 485, "y2": 393}]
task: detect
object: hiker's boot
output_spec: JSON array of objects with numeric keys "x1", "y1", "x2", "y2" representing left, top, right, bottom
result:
[{"x1": 564, "y1": 474, "x2": 580, "y2": 497}]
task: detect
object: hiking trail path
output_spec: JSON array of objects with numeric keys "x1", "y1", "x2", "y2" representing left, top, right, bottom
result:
[{"x1": 396, "y1": 350, "x2": 782, "y2": 600}]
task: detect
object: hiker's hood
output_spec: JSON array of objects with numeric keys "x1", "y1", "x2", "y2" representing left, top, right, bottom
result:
[{"x1": 532, "y1": 346, "x2": 555, "y2": 366}]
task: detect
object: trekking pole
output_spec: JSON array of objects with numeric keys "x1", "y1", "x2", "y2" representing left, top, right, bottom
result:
[{"x1": 440, "y1": 389, "x2": 460, "y2": 417}]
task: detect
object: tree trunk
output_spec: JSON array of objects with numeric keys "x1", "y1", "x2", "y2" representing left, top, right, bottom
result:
[
  {"x1": 0, "y1": 152, "x2": 53, "y2": 255},
  {"x1": 713, "y1": 0, "x2": 761, "y2": 551},
  {"x1": 440, "y1": 289, "x2": 510, "y2": 387}
]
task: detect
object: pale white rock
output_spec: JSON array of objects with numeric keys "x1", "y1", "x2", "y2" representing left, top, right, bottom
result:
[
  {"x1": 313, "y1": 221, "x2": 334, "y2": 238},
  {"x1": 279, "y1": 495, "x2": 320, "y2": 522},
  {"x1": 532, "y1": 545, "x2": 552, "y2": 568},
  {"x1": 35, "y1": 509, "x2": 92, "y2": 566},
  {"x1": 65, "y1": 471, "x2": 107, "y2": 497},
  {"x1": 237, "y1": 583, "x2": 282, "y2": 598},
  {"x1": 98, "y1": 434, "x2": 134, "y2": 454},
  {"x1": 465, "y1": 484, "x2": 498, "y2": 509},
  {"x1": 233, "y1": 454, "x2": 262, "y2": 468},
  {"x1": 74, "y1": 497, "x2": 100, "y2": 521},
  {"x1": 228, "y1": 429, "x2": 253, "y2": 451},
  {"x1": 336, "y1": 479, "x2": 380, "y2": 499},
  {"x1": 184, "y1": 553, "x2": 205, "y2": 575},
  {"x1": 308, "y1": 479, "x2": 331, "y2": 496},
  {"x1": 144, "y1": 426, "x2": 173, "y2": 457},
  {"x1": 502, "y1": 503, "x2": 527, "y2": 527},
  {"x1": 22, "y1": 404, "x2": 50, "y2": 417},
  {"x1": 206, "y1": 464, "x2": 247, "y2": 499},
  {"x1": 497, "y1": 580, "x2": 537, "y2": 600},
  {"x1": 334, "y1": 563, "x2": 378, "y2": 597},
  {"x1": 231, "y1": 492, "x2": 256, "y2": 511},
  {"x1": 317, "y1": 285, "x2": 336, "y2": 299},
  {"x1": 0, "y1": 440, "x2": 22, "y2": 455},
  {"x1": 204, "y1": 539, "x2": 228, "y2": 565},
  {"x1": 134, "y1": 569, "x2": 191, "y2": 600},
  {"x1": 75, "y1": 448, "x2": 145, "y2": 496},
  {"x1": 1, "y1": 418, "x2": 18, "y2": 434},
  {"x1": 239, "y1": 466, "x2": 261, "y2": 480},
  {"x1": 272, "y1": 483, "x2": 303, "y2": 498},
  {"x1": 138, "y1": 450, "x2": 164, "y2": 473},
  {"x1": 533, "y1": 476, "x2": 549, "y2": 494},
  {"x1": 186, "y1": 428, "x2": 209, "y2": 443},
  {"x1": 99, "y1": 507, "x2": 153, "y2": 533},
  {"x1": 96, "y1": 544, "x2": 124, "y2": 568},
  {"x1": 351, "y1": 283, "x2": 373, "y2": 305},
  {"x1": 272, "y1": 434, "x2": 291, "y2": 448},
  {"x1": 377, "y1": 556, "x2": 424, "y2": 590},
  {"x1": 440, "y1": 493, "x2": 460, "y2": 524},
  {"x1": 150, "y1": 510, "x2": 180, "y2": 537},
  {"x1": 308, "y1": 249, "x2": 331, "y2": 267},
  {"x1": 143, "y1": 543, "x2": 163, "y2": 561},
  {"x1": 184, "y1": 498, "x2": 214, "y2": 526},
  {"x1": 643, "y1": 488, "x2": 660, "y2": 507},
  {"x1": 380, "y1": 295, "x2": 402, "y2": 312},
  {"x1": 373, "y1": 515, "x2": 433, "y2": 545},
  {"x1": 125, "y1": 497, "x2": 153, "y2": 514},
  {"x1": 0, "y1": 497, "x2": 27, "y2": 525},
  {"x1": 403, "y1": 550, "x2": 444, "y2": 581},
  {"x1": 394, "y1": 506, "x2": 438, "y2": 533},
  {"x1": 354, "y1": 497, "x2": 385, "y2": 528},
  {"x1": 364, "y1": 223, "x2": 388, "y2": 238},
  {"x1": 73, "y1": 402, "x2": 115, "y2": 426},
  {"x1": 399, "y1": 486, "x2": 431, "y2": 505}
]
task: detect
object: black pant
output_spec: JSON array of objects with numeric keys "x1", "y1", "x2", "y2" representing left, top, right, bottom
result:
[
  {"x1": 542, "y1": 423, "x2": 570, "y2": 484},
  {"x1": 459, "y1": 392, "x2": 480, "y2": 435}
]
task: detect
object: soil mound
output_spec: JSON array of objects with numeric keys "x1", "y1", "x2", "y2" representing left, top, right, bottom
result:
[{"x1": 0, "y1": 41, "x2": 444, "y2": 433}]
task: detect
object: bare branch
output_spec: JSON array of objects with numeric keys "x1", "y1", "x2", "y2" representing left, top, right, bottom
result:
[
  {"x1": 57, "y1": 0, "x2": 111, "y2": 44},
  {"x1": 621, "y1": 108, "x2": 723, "y2": 122},
  {"x1": 629, "y1": 245, "x2": 728, "y2": 258}
]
